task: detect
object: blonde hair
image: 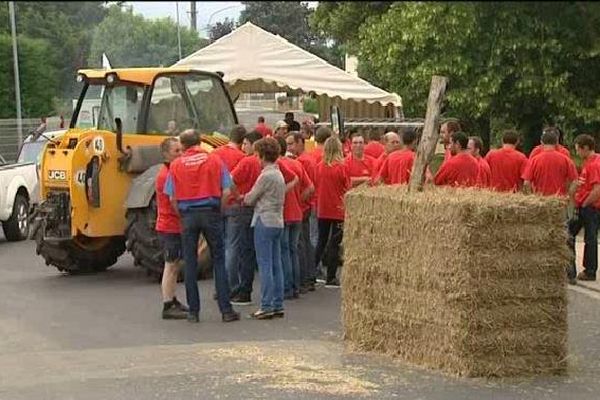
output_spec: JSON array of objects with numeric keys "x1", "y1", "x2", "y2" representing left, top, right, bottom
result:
[{"x1": 323, "y1": 136, "x2": 344, "y2": 166}]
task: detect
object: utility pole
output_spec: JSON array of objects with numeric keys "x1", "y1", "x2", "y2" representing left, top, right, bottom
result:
[
  {"x1": 9, "y1": 1, "x2": 23, "y2": 147},
  {"x1": 176, "y1": 2, "x2": 182, "y2": 60},
  {"x1": 190, "y1": 1, "x2": 197, "y2": 33}
]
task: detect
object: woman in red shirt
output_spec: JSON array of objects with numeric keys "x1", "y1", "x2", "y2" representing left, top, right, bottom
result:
[{"x1": 314, "y1": 137, "x2": 351, "y2": 287}]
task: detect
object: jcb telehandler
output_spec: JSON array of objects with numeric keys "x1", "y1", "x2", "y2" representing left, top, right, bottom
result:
[{"x1": 32, "y1": 68, "x2": 236, "y2": 278}]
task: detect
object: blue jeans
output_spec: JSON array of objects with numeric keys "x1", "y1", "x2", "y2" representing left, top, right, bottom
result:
[
  {"x1": 181, "y1": 208, "x2": 232, "y2": 315},
  {"x1": 226, "y1": 207, "x2": 256, "y2": 295},
  {"x1": 281, "y1": 222, "x2": 301, "y2": 295},
  {"x1": 568, "y1": 206, "x2": 599, "y2": 278},
  {"x1": 254, "y1": 218, "x2": 284, "y2": 312},
  {"x1": 299, "y1": 210, "x2": 315, "y2": 285},
  {"x1": 309, "y1": 208, "x2": 318, "y2": 248}
]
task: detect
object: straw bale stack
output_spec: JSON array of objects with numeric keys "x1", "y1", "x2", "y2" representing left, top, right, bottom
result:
[{"x1": 342, "y1": 185, "x2": 570, "y2": 377}]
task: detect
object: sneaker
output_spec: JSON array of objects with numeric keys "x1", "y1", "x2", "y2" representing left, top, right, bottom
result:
[
  {"x1": 249, "y1": 309, "x2": 274, "y2": 320},
  {"x1": 577, "y1": 271, "x2": 597, "y2": 281},
  {"x1": 299, "y1": 286, "x2": 309, "y2": 295},
  {"x1": 222, "y1": 310, "x2": 240, "y2": 322},
  {"x1": 325, "y1": 278, "x2": 340, "y2": 288},
  {"x1": 162, "y1": 302, "x2": 188, "y2": 320},
  {"x1": 273, "y1": 309, "x2": 285, "y2": 318},
  {"x1": 230, "y1": 293, "x2": 252, "y2": 306},
  {"x1": 172, "y1": 297, "x2": 189, "y2": 312},
  {"x1": 187, "y1": 312, "x2": 200, "y2": 323}
]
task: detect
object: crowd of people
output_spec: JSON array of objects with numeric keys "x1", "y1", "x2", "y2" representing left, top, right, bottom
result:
[{"x1": 154, "y1": 113, "x2": 599, "y2": 323}]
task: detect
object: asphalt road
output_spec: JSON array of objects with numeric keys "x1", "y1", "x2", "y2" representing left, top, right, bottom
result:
[{"x1": 1, "y1": 234, "x2": 600, "y2": 399}]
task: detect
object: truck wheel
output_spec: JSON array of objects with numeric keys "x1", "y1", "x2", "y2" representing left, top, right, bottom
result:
[
  {"x1": 35, "y1": 231, "x2": 125, "y2": 274},
  {"x1": 2, "y1": 194, "x2": 29, "y2": 241},
  {"x1": 125, "y1": 201, "x2": 213, "y2": 282}
]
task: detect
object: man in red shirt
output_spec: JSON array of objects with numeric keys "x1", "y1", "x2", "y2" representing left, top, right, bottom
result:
[
  {"x1": 165, "y1": 129, "x2": 240, "y2": 323},
  {"x1": 345, "y1": 132, "x2": 375, "y2": 187},
  {"x1": 276, "y1": 137, "x2": 314, "y2": 298},
  {"x1": 485, "y1": 130, "x2": 528, "y2": 192},
  {"x1": 255, "y1": 116, "x2": 273, "y2": 138},
  {"x1": 365, "y1": 128, "x2": 386, "y2": 159},
  {"x1": 212, "y1": 125, "x2": 246, "y2": 172},
  {"x1": 372, "y1": 131, "x2": 402, "y2": 180},
  {"x1": 286, "y1": 133, "x2": 318, "y2": 291},
  {"x1": 376, "y1": 129, "x2": 417, "y2": 185},
  {"x1": 568, "y1": 134, "x2": 600, "y2": 283},
  {"x1": 529, "y1": 126, "x2": 571, "y2": 159},
  {"x1": 440, "y1": 119, "x2": 461, "y2": 162},
  {"x1": 522, "y1": 130, "x2": 578, "y2": 197},
  {"x1": 434, "y1": 132, "x2": 479, "y2": 187},
  {"x1": 467, "y1": 136, "x2": 492, "y2": 188},
  {"x1": 310, "y1": 126, "x2": 332, "y2": 165},
  {"x1": 155, "y1": 137, "x2": 187, "y2": 319}
]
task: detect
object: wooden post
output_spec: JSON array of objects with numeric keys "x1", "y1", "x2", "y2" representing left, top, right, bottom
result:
[{"x1": 408, "y1": 75, "x2": 449, "y2": 192}]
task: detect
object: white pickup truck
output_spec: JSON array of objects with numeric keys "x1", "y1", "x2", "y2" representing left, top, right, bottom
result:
[{"x1": 0, "y1": 130, "x2": 65, "y2": 241}]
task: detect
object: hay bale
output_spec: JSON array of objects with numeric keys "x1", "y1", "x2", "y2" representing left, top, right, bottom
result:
[{"x1": 342, "y1": 186, "x2": 570, "y2": 377}]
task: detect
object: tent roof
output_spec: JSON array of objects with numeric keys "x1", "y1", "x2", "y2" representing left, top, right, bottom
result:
[{"x1": 174, "y1": 22, "x2": 401, "y2": 107}]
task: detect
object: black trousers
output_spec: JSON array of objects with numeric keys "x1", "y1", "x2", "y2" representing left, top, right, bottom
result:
[{"x1": 314, "y1": 218, "x2": 344, "y2": 282}]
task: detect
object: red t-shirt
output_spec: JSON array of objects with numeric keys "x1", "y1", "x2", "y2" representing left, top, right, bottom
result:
[
  {"x1": 522, "y1": 150, "x2": 578, "y2": 196},
  {"x1": 476, "y1": 157, "x2": 492, "y2": 188},
  {"x1": 529, "y1": 144, "x2": 570, "y2": 159},
  {"x1": 297, "y1": 152, "x2": 317, "y2": 211},
  {"x1": 344, "y1": 154, "x2": 375, "y2": 178},
  {"x1": 212, "y1": 144, "x2": 245, "y2": 172},
  {"x1": 575, "y1": 154, "x2": 600, "y2": 207},
  {"x1": 365, "y1": 141, "x2": 385, "y2": 159},
  {"x1": 169, "y1": 147, "x2": 222, "y2": 200},
  {"x1": 378, "y1": 149, "x2": 415, "y2": 185},
  {"x1": 311, "y1": 147, "x2": 324, "y2": 165},
  {"x1": 434, "y1": 152, "x2": 479, "y2": 187},
  {"x1": 279, "y1": 157, "x2": 313, "y2": 223},
  {"x1": 155, "y1": 164, "x2": 180, "y2": 233},
  {"x1": 231, "y1": 155, "x2": 297, "y2": 196},
  {"x1": 255, "y1": 123, "x2": 273, "y2": 137},
  {"x1": 485, "y1": 147, "x2": 528, "y2": 192},
  {"x1": 315, "y1": 161, "x2": 351, "y2": 220}
]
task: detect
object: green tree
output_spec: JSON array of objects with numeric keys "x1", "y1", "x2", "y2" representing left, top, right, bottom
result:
[
  {"x1": 0, "y1": 34, "x2": 59, "y2": 118},
  {"x1": 209, "y1": 18, "x2": 235, "y2": 42},
  {"x1": 344, "y1": 2, "x2": 600, "y2": 152},
  {"x1": 88, "y1": 5, "x2": 208, "y2": 68},
  {"x1": 239, "y1": 1, "x2": 343, "y2": 68}
]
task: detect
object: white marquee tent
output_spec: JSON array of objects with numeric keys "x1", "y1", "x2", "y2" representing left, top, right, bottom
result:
[{"x1": 173, "y1": 22, "x2": 403, "y2": 119}]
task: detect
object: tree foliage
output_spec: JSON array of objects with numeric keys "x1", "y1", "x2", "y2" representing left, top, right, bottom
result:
[
  {"x1": 239, "y1": 1, "x2": 343, "y2": 68},
  {"x1": 315, "y1": 2, "x2": 600, "y2": 151},
  {"x1": 88, "y1": 5, "x2": 208, "y2": 68},
  {"x1": 209, "y1": 18, "x2": 235, "y2": 42},
  {"x1": 0, "y1": 34, "x2": 59, "y2": 118}
]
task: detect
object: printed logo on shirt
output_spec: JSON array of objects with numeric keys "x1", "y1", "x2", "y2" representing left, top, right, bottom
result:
[{"x1": 183, "y1": 153, "x2": 208, "y2": 167}]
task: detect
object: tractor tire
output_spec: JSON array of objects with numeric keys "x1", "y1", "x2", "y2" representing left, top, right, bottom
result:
[
  {"x1": 2, "y1": 194, "x2": 29, "y2": 241},
  {"x1": 34, "y1": 231, "x2": 125, "y2": 274},
  {"x1": 125, "y1": 201, "x2": 213, "y2": 282}
]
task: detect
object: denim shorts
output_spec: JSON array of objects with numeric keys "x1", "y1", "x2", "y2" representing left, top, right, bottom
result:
[{"x1": 157, "y1": 232, "x2": 182, "y2": 263}]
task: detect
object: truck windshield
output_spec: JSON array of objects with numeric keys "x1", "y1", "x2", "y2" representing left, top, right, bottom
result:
[{"x1": 146, "y1": 73, "x2": 236, "y2": 137}]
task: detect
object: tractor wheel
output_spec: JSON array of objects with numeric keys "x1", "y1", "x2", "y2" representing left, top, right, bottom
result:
[
  {"x1": 125, "y1": 200, "x2": 213, "y2": 282},
  {"x1": 2, "y1": 194, "x2": 29, "y2": 241},
  {"x1": 34, "y1": 230, "x2": 125, "y2": 274}
]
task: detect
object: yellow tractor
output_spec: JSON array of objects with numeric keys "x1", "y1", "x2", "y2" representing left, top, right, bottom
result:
[{"x1": 32, "y1": 68, "x2": 234, "y2": 278}]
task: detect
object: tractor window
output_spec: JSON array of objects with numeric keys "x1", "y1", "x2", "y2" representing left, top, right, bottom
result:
[
  {"x1": 73, "y1": 84, "x2": 103, "y2": 129},
  {"x1": 147, "y1": 74, "x2": 235, "y2": 137},
  {"x1": 97, "y1": 84, "x2": 145, "y2": 133}
]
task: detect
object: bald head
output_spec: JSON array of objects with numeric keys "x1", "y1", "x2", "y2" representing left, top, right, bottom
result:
[
  {"x1": 383, "y1": 132, "x2": 401, "y2": 154},
  {"x1": 179, "y1": 129, "x2": 200, "y2": 149}
]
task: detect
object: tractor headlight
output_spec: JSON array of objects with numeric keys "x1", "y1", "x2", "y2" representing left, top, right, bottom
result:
[
  {"x1": 106, "y1": 73, "x2": 117, "y2": 84},
  {"x1": 76, "y1": 74, "x2": 86, "y2": 83}
]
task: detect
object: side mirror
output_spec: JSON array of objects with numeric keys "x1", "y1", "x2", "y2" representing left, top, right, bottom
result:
[{"x1": 330, "y1": 106, "x2": 344, "y2": 137}]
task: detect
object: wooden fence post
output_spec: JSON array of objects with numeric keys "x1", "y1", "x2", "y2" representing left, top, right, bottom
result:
[{"x1": 408, "y1": 75, "x2": 449, "y2": 192}]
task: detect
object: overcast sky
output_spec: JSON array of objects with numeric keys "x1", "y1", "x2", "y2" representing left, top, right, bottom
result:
[
  {"x1": 126, "y1": 2, "x2": 318, "y2": 37},
  {"x1": 127, "y1": 2, "x2": 244, "y2": 37}
]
